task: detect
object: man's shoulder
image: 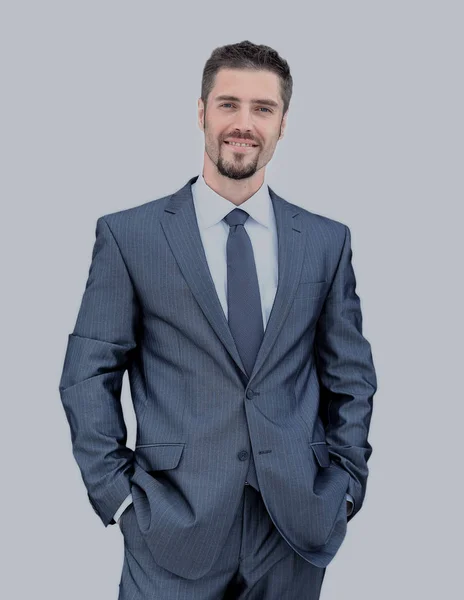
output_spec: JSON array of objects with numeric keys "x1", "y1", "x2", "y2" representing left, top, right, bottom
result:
[
  {"x1": 278, "y1": 193, "x2": 348, "y2": 238},
  {"x1": 93, "y1": 180, "x2": 184, "y2": 239},
  {"x1": 100, "y1": 193, "x2": 172, "y2": 228}
]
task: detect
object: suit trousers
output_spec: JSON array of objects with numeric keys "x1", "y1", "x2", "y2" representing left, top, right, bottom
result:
[{"x1": 118, "y1": 483, "x2": 326, "y2": 600}]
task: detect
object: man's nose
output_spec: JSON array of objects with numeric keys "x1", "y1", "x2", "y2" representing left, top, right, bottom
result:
[{"x1": 232, "y1": 108, "x2": 254, "y2": 131}]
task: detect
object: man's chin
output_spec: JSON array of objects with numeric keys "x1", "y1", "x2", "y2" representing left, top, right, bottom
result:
[
  {"x1": 217, "y1": 160, "x2": 258, "y2": 181},
  {"x1": 219, "y1": 169, "x2": 257, "y2": 181}
]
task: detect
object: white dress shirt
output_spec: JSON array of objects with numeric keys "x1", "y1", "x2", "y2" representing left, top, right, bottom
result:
[{"x1": 113, "y1": 173, "x2": 354, "y2": 523}]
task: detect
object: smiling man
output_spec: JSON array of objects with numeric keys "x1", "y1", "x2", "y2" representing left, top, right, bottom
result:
[{"x1": 59, "y1": 40, "x2": 377, "y2": 599}]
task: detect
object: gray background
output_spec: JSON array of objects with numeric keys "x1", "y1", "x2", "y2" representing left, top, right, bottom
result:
[{"x1": 1, "y1": 1, "x2": 462, "y2": 598}]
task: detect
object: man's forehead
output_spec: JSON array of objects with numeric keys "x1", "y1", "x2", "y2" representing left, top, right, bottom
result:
[
  {"x1": 211, "y1": 69, "x2": 281, "y2": 106},
  {"x1": 214, "y1": 68, "x2": 279, "y2": 86}
]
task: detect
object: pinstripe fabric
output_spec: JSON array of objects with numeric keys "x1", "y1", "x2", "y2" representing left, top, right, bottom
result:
[
  {"x1": 58, "y1": 174, "x2": 377, "y2": 585},
  {"x1": 118, "y1": 483, "x2": 326, "y2": 599}
]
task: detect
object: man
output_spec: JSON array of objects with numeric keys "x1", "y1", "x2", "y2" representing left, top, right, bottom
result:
[{"x1": 59, "y1": 40, "x2": 377, "y2": 599}]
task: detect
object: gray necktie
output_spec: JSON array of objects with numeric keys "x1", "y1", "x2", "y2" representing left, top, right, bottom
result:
[
  {"x1": 224, "y1": 208, "x2": 264, "y2": 378},
  {"x1": 224, "y1": 208, "x2": 263, "y2": 491}
]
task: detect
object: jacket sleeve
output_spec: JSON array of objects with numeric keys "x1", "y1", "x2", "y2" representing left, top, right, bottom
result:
[
  {"x1": 58, "y1": 216, "x2": 139, "y2": 526},
  {"x1": 314, "y1": 225, "x2": 378, "y2": 520}
]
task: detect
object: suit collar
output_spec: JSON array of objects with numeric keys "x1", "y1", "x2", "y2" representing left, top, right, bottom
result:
[{"x1": 191, "y1": 172, "x2": 273, "y2": 231}]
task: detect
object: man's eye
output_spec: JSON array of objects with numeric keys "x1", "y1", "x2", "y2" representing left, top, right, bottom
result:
[{"x1": 220, "y1": 104, "x2": 271, "y2": 113}]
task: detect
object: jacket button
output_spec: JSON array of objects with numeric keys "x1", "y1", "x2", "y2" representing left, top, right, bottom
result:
[
  {"x1": 238, "y1": 450, "x2": 249, "y2": 461},
  {"x1": 246, "y1": 389, "x2": 255, "y2": 399}
]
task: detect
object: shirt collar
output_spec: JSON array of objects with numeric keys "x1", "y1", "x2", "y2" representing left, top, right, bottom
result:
[{"x1": 191, "y1": 172, "x2": 273, "y2": 230}]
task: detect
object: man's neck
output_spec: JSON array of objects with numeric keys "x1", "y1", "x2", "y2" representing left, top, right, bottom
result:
[{"x1": 201, "y1": 165, "x2": 266, "y2": 207}]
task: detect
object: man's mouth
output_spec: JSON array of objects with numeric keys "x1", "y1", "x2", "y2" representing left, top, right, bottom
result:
[{"x1": 223, "y1": 141, "x2": 259, "y2": 150}]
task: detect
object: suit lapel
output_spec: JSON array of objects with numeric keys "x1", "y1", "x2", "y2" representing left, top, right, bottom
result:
[
  {"x1": 250, "y1": 184, "x2": 306, "y2": 382},
  {"x1": 160, "y1": 175, "x2": 307, "y2": 383}
]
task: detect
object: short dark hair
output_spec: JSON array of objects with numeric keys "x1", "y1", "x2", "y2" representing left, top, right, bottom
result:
[{"x1": 201, "y1": 40, "x2": 293, "y2": 116}]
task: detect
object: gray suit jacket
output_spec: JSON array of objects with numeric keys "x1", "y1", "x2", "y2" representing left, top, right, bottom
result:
[{"x1": 59, "y1": 174, "x2": 377, "y2": 580}]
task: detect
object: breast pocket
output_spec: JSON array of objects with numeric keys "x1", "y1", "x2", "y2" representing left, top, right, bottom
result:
[{"x1": 294, "y1": 280, "x2": 329, "y2": 300}]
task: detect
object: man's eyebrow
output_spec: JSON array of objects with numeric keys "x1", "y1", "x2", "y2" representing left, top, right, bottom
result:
[{"x1": 214, "y1": 95, "x2": 279, "y2": 108}]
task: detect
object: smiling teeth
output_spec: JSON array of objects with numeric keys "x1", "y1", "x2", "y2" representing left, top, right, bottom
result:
[{"x1": 228, "y1": 142, "x2": 255, "y2": 147}]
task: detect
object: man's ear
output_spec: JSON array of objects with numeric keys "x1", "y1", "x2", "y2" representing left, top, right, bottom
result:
[
  {"x1": 279, "y1": 110, "x2": 288, "y2": 140},
  {"x1": 197, "y1": 98, "x2": 205, "y2": 131}
]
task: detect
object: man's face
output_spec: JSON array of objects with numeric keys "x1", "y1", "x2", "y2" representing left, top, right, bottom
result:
[{"x1": 198, "y1": 68, "x2": 287, "y2": 180}]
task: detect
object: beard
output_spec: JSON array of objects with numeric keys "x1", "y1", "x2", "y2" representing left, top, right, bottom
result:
[
  {"x1": 216, "y1": 147, "x2": 260, "y2": 180},
  {"x1": 205, "y1": 138, "x2": 262, "y2": 180},
  {"x1": 203, "y1": 116, "x2": 263, "y2": 180},
  {"x1": 202, "y1": 109, "x2": 283, "y2": 181}
]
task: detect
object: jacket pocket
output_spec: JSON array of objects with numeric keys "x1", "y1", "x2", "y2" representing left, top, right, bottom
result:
[
  {"x1": 134, "y1": 443, "x2": 185, "y2": 472},
  {"x1": 294, "y1": 280, "x2": 329, "y2": 299},
  {"x1": 310, "y1": 441, "x2": 331, "y2": 468}
]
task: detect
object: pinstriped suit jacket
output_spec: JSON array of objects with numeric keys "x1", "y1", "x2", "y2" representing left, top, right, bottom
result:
[{"x1": 58, "y1": 174, "x2": 377, "y2": 581}]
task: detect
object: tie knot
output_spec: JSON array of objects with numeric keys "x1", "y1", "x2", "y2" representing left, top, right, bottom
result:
[{"x1": 224, "y1": 208, "x2": 250, "y2": 228}]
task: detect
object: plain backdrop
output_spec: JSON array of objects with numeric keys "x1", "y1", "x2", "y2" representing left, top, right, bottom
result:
[{"x1": 1, "y1": 1, "x2": 462, "y2": 598}]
